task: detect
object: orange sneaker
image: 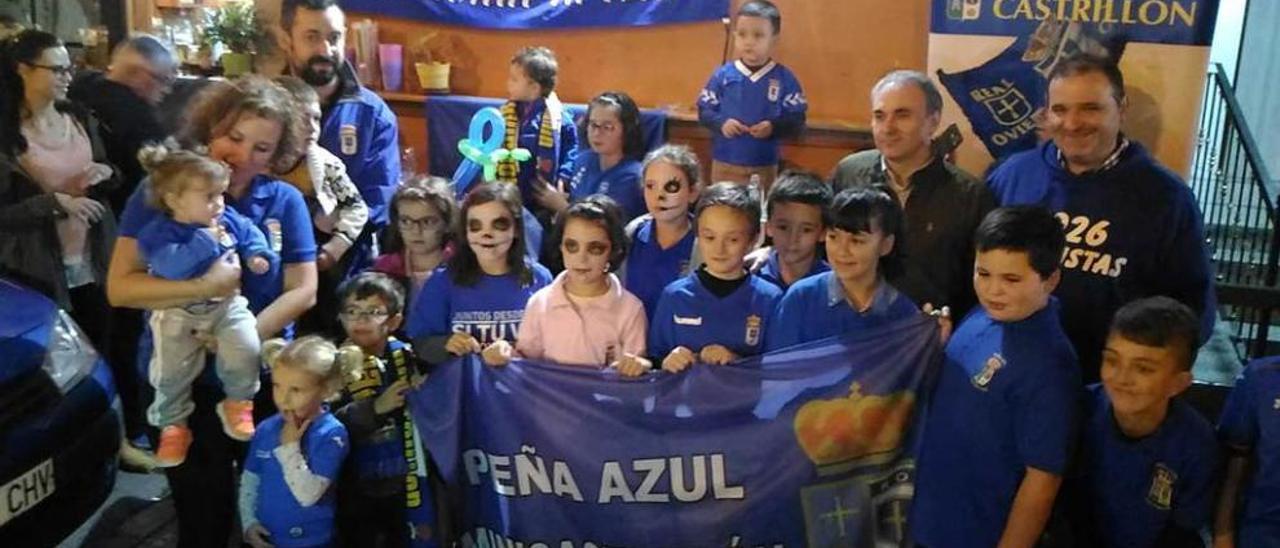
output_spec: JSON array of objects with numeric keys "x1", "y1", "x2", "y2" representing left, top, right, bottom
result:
[
  {"x1": 216, "y1": 399, "x2": 255, "y2": 441},
  {"x1": 155, "y1": 425, "x2": 193, "y2": 468}
]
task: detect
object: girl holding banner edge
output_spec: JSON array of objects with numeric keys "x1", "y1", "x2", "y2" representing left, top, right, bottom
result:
[
  {"x1": 482, "y1": 194, "x2": 650, "y2": 376},
  {"x1": 405, "y1": 182, "x2": 552, "y2": 367}
]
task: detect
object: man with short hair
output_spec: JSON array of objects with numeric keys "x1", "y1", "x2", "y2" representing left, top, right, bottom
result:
[
  {"x1": 281, "y1": 0, "x2": 401, "y2": 337},
  {"x1": 280, "y1": 0, "x2": 400, "y2": 275},
  {"x1": 987, "y1": 54, "x2": 1216, "y2": 383},
  {"x1": 831, "y1": 69, "x2": 994, "y2": 318},
  {"x1": 69, "y1": 33, "x2": 176, "y2": 212}
]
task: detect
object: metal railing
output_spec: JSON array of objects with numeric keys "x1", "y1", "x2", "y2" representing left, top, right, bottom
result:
[{"x1": 1192, "y1": 63, "x2": 1279, "y2": 359}]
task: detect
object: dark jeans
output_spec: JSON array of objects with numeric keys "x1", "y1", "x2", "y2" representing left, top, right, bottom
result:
[
  {"x1": 337, "y1": 488, "x2": 408, "y2": 548},
  {"x1": 106, "y1": 305, "x2": 147, "y2": 439},
  {"x1": 136, "y1": 312, "x2": 282, "y2": 548},
  {"x1": 68, "y1": 283, "x2": 111, "y2": 359},
  {"x1": 142, "y1": 378, "x2": 246, "y2": 548}
]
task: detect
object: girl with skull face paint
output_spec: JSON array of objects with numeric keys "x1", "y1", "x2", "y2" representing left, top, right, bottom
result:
[
  {"x1": 619, "y1": 145, "x2": 703, "y2": 320},
  {"x1": 406, "y1": 182, "x2": 553, "y2": 366},
  {"x1": 482, "y1": 195, "x2": 650, "y2": 376}
]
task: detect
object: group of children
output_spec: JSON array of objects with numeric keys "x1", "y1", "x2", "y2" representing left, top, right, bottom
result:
[{"x1": 117, "y1": 0, "x2": 1280, "y2": 545}]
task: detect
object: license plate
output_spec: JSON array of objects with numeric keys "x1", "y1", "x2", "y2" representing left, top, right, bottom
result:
[{"x1": 0, "y1": 459, "x2": 55, "y2": 527}]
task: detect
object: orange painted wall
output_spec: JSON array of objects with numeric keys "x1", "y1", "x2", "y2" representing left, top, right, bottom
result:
[{"x1": 352, "y1": 0, "x2": 929, "y2": 175}]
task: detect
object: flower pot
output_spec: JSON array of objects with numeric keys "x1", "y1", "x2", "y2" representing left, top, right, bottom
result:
[
  {"x1": 221, "y1": 52, "x2": 253, "y2": 77},
  {"x1": 415, "y1": 62, "x2": 450, "y2": 94}
]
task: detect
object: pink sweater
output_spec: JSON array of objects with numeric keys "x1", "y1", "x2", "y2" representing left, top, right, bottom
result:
[{"x1": 516, "y1": 272, "x2": 647, "y2": 367}]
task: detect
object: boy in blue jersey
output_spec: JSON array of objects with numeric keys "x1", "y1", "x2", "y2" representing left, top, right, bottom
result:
[
  {"x1": 752, "y1": 171, "x2": 830, "y2": 290},
  {"x1": 697, "y1": 0, "x2": 806, "y2": 193},
  {"x1": 912, "y1": 206, "x2": 1080, "y2": 548},
  {"x1": 502, "y1": 46, "x2": 579, "y2": 228},
  {"x1": 333, "y1": 272, "x2": 437, "y2": 548},
  {"x1": 650, "y1": 183, "x2": 782, "y2": 372},
  {"x1": 1216, "y1": 356, "x2": 1280, "y2": 546},
  {"x1": 766, "y1": 187, "x2": 918, "y2": 351},
  {"x1": 1062, "y1": 296, "x2": 1219, "y2": 547},
  {"x1": 621, "y1": 145, "x2": 701, "y2": 319}
]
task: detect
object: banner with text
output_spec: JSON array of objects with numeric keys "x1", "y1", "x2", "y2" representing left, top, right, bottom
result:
[
  {"x1": 408, "y1": 317, "x2": 940, "y2": 547},
  {"x1": 928, "y1": 0, "x2": 1219, "y2": 176},
  {"x1": 340, "y1": 0, "x2": 729, "y2": 30}
]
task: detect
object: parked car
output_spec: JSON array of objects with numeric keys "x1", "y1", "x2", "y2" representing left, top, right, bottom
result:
[{"x1": 0, "y1": 277, "x2": 119, "y2": 547}]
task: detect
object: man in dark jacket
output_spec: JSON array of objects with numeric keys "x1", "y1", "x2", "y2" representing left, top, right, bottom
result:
[
  {"x1": 69, "y1": 34, "x2": 175, "y2": 214},
  {"x1": 832, "y1": 70, "x2": 995, "y2": 319},
  {"x1": 67, "y1": 34, "x2": 175, "y2": 469}
]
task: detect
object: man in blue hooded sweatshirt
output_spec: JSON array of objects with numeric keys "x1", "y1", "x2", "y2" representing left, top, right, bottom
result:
[{"x1": 987, "y1": 54, "x2": 1215, "y2": 384}]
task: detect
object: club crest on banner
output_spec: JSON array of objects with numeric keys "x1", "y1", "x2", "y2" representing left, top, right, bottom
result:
[{"x1": 409, "y1": 316, "x2": 941, "y2": 546}]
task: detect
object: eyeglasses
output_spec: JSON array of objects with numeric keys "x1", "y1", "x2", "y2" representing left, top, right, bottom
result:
[
  {"x1": 588, "y1": 122, "x2": 619, "y2": 133},
  {"x1": 398, "y1": 215, "x2": 443, "y2": 233},
  {"x1": 340, "y1": 308, "x2": 391, "y2": 323},
  {"x1": 24, "y1": 62, "x2": 74, "y2": 77}
]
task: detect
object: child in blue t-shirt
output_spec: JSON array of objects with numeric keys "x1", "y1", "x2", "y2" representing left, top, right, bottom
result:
[
  {"x1": 752, "y1": 170, "x2": 831, "y2": 290},
  {"x1": 333, "y1": 272, "x2": 438, "y2": 548},
  {"x1": 240, "y1": 336, "x2": 359, "y2": 548},
  {"x1": 621, "y1": 145, "x2": 701, "y2": 319},
  {"x1": 405, "y1": 182, "x2": 552, "y2": 365},
  {"x1": 1062, "y1": 296, "x2": 1219, "y2": 547},
  {"x1": 650, "y1": 183, "x2": 782, "y2": 372},
  {"x1": 766, "y1": 187, "x2": 918, "y2": 351},
  {"x1": 697, "y1": 0, "x2": 806, "y2": 193},
  {"x1": 501, "y1": 46, "x2": 578, "y2": 226},
  {"x1": 912, "y1": 206, "x2": 1080, "y2": 548},
  {"x1": 133, "y1": 146, "x2": 276, "y2": 467},
  {"x1": 1217, "y1": 356, "x2": 1280, "y2": 546},
  {"x1": 563, "y1": 92, "x2": 647, "y2": 223}
]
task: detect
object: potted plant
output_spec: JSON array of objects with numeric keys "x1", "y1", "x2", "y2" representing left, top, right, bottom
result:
[
  {"x1": 201, "y1": 1, "x2": 268, "y2": 77},
  {"x1": 411, "y1": 32, "x2": 455, "y2": 94}
]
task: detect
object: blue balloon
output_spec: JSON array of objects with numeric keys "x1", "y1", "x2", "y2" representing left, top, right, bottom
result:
[{"x1": 451, "y1": 107, "x2": 506, "y2": 199}]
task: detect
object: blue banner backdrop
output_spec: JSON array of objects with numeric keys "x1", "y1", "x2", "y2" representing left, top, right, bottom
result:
[
  {"x1": 931, "y1": 0, "x2": 1218, "y2": 46},
  {"x1": 408, "y1": 316, "x2": 941, "y2": 547},
  {"x1": 339, "y1": 0, "x2": 729, "y2": 30},
  {"x1": 931, "y1": 0, "x2": 1218, "y2": 159}
]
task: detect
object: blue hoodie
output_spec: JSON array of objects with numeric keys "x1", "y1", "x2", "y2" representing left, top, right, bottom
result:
[{"x1": 987, "y1": 140, "x2": 1215, "y2": 382}]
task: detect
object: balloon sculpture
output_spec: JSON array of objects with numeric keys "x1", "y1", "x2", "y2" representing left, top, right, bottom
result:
[{"x1": 450, "y1": 106, "x2": 532, "y2": 199}]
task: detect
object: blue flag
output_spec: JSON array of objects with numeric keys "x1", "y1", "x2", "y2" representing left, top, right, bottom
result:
[
  {"x1": 408, "y1": 316, "x2": 940, "y2": 546},
  {"x1": 937, "y1": 23, "x2": 1129, "y2": 160},
  {"x1": 339, "y1": 0, "x2": 729, "y2": 30}
]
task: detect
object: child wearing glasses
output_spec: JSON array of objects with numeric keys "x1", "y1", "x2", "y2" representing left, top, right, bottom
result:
[
  {"x1": 373, "y1": 176, "x2": 457, "y2": 312},
  {"x1": 332, "y1": 271, "x2": 437, "y2": 548}
]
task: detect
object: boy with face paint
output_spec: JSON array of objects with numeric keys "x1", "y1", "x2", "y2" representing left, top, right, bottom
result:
[
  {"x1": 619, "y1": 145, "x2": 703, "y2": 319},
  {"x1": 697, "y1": 0, "x2": 806, "y2": 193},
  {"x1": 405, "y1": 183, "x2": 552, "y2": 366},
  {"x1": 649, "y1": 183, "x2": 782, "y2": 371},
  {"x1": 1058, "y1": 296, "x2": 1218, "y2": 548},
  {"x1": 913, "y1": 206, "x2": 1080, "y2": 548}
]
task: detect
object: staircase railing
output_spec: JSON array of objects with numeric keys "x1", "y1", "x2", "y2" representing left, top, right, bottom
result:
[{"x1": 1192, "y1": 62, "x2": 1279, "y2": 359}]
